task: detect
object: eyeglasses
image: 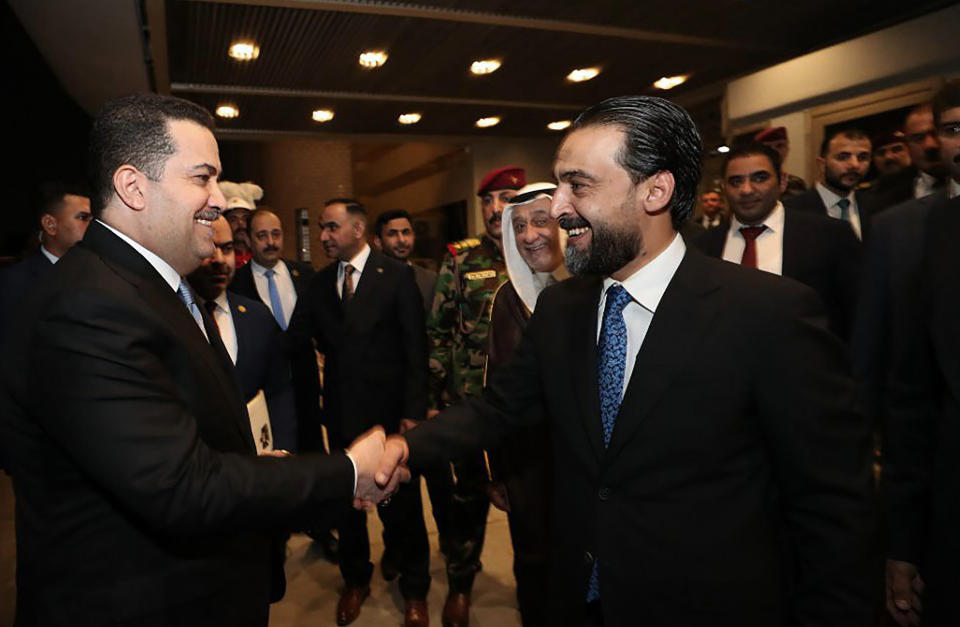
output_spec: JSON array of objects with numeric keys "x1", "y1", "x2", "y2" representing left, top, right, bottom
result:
[{"x1": 938, "y1": 122, "x2": 960, "y2": 138}]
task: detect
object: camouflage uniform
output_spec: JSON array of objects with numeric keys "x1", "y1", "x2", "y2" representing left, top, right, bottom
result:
[{"x1": 424, "y1": 233, "x2": 508, "y2": 594}]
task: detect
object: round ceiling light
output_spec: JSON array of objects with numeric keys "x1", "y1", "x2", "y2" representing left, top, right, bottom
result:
[
  {"x1": 228, "y1": 41, "x2": 260, "y2": 61},
  {"x1": 398, "y1": 113, "x2": 422, "y2": 125},
  {"x1": 216, "y1": 104, "x2": 239, "y2": 119},
  {"x1": 470, "y1": 59, "x2": 501, "y2": 75},
  {"x1": 547, "y1": 120, "x2": 571, "y2": 131},
  {"x1": 359, "y1": 51, "x2": 388, "y2": 68},
  {"x1": 312, "y1": 109, "x2": 335, "y2": 122},
  {"x1": 475, "y1": 116, "x2": 501, "y2": 128},
  {"x1": 567, "y1": 67, "x2": 600, "y2": 82},
  {"x1": 653, "y1": 75, "x2": 689, "y2": 90}
]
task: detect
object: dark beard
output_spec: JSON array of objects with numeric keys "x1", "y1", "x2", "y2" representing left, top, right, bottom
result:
[
  {"x1": 824, "y1": 168, "x2": 857, "y2": 193},
  {"x1": 565, "y1": 221, "x2": 640, "y2": 276}
]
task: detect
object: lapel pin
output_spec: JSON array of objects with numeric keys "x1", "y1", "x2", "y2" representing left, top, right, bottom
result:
[
  {"x1": 292, "y1": 269, "x2": 300, "y2": 277},
  {"x1": 238, "y1": 305, "x2": 247, "y2": 313},
  {"x1": 377, "y1": 267, "x2": 384, "y2": 273}
]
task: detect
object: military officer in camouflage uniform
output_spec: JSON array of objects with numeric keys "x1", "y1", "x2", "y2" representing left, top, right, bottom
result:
[{"x1": 424, "y1": 165, "x2": 525, "y2": 627}]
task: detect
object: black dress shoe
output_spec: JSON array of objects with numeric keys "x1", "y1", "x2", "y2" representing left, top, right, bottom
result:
[{"x1": 306, "y1": 529, "x2": 339, "y2": 564}]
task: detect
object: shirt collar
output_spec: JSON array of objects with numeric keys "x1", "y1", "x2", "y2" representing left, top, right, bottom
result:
[
  {"x1": 250, "y1": 258, "x2": 288, "y2": 279},
  {"x1": 815, "y1": 182, "x2": 854, "y2": 209},
  {"x1": 730, "y1": 201, "x2": 785, "y2": 234},
  {"x1": 341, "y1": 243, "x2": 371, "y2": 274},
  {"x1": 950, "y1": 178, "x2": 959, "y2": 200},
  {"x1": 602, "y1": 233, "x2": 685, "y2": 314},
  {"x1": 39, "y1": 245, "x2": 59, "y2": 264},
  {"x1": 97, "y1": 219, "x2": 181, "y2": 293}
]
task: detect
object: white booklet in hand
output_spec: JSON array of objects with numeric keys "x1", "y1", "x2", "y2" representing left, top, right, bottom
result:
[{"x1": 246, "y1": 389, "x2": 273, "y2": 454}]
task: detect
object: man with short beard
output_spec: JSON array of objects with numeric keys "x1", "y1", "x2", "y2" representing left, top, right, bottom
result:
[
  {"x1": 784, "y1": 128, "x2": 884, "y2": 239},
  {"x1": 871, "y1": 131, "x2": 911, "y2": 179},
  {"x1": 375, "y1": 95, "x2": 876, "y2": 627},
  {"x1": 373, "y1": 208, "x2": 436, "y2": 313},
  {"x1": 425, "y1": 165, "x2": 524, "y2": 627}
]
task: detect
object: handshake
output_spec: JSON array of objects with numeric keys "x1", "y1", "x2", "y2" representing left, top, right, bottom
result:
[{"x1": 345, "y1": 426, "x2": 413, "y2": 510}]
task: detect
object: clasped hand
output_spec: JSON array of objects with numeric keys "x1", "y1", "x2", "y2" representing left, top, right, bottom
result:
[{"x1": 346, "y1": 427, "x2": 412, "y2": 510}]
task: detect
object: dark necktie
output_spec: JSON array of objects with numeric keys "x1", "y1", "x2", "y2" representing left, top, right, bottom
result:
[
  {"x1": 587, "y1": 283, "x2": 633, "y2": 603},
  {"x1": 204, "y1": 300, "x2": 221, "y2": 336},
  {"x1": 739, "y1": 225, "x2": 767, "y2": 269},
  {"x1": 342, "y1": 264, "x2": 356, "y2": 304},
  {"x1": 836, "y1": 197, "x2": 851, "y2": 222}
]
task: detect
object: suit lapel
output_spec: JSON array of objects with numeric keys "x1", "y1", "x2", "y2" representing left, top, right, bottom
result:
[
  {"x1": 572, "y1": 277, "x2": 605, "y2": 460},
  {"x1": 346, "y1": 250, "x2": 383, "y2": 317},
  {"x1": 605, "y1": 251, "x2": 721, "y2": 462},
  {"x1": 781, "y1": 208, "x2": 800, "y2": 277}
]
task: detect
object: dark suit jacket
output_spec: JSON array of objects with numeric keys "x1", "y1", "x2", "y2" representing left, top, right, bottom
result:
[
  {"x1": 883, "y1": 196, "x2": 960, "y2": 624},
  {"x1": 227, "y1": 292, "x2": 298, "y2": 452},
  {"x1": 695, "y1": 211, "x2": 861, "y2": 340},
  {"x1": 288, "y1": 248, "x2": 428, "y2": 446},
  {"x1": 0, "y1": 221, "x2": 354, "y2": 626},
  {"x1": 412, "y1": 262, "x2": 438, "y2": 314},
  {"x1": 852, "y1": 192, "x2": 950, "y2": 433},
  {"x1": 783, "y1": 186, "x2": 884, "y2": 240},
  {"x1": 229, "y1": 258, "x2": 314, "y2": 306},
  {"x1": 405, "y1": 248, "x2": 876, "y2": 627},
  {"x1": 0, "y1": 249, "x2": 53, "y2": 346}
]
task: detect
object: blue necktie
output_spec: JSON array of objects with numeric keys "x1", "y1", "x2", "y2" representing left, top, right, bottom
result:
[
  {"x1": 836, "y1": 197, "x2": 851, "y2": 222},
  {"x1": 587, "y1": 283, "x2": 633, "y2": 603},
  {"x1": 265, "y1": 268, "x2": 287, "y2": 330},
  {"x1": 176, "y1": 281, "x2": 207, "y2": 339}
]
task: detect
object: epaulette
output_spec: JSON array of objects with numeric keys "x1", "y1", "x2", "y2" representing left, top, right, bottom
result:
[{"x1": 447, "y1": 237, "x2": 482, "y2": 256}]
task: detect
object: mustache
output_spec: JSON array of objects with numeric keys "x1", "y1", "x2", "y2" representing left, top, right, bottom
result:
[
  {"x1": 263, "y1": 246, "x2": 280, "y2": 253},
  {"x1": 488, "y1": 213, "x2": 502, "y2": 225},
  {"x1": 558, "y1": 216, "x2": 590, "y2": 230}
]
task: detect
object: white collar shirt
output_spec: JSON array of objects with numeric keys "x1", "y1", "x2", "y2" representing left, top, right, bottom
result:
[
  {"x1": 250, "y1": 258, "x2": 297, "y2": 327},
  {"x1": 97, "y1": 220, "x2": 207, "y2": 340},
  {"x1": 201, "y1": 291, "x2": 238, "y2": 364},
  {"x1": 721, "y1": 202, "x2": 785, "y2": 276},
  {"x1": 337, "y1": 244, "x2": 371, "y2": 298},
  {"x1": 597, "y1": 233, "x2": 685, "y2": 400},
  {"x1": 816, "y1": 182, "x2": 862, "y2": 240},
  {"x1": 39, "y1": 245, "x2": 59, "y2": 264},
  {"x1": 949, "y1": 178, "x2": 959, "y2": 200},
  {"x1": 916, "y1": 171, "x2": 939, "y2": 199}
]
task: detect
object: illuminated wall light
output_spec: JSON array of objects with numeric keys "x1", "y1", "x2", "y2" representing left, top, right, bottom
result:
[
  {"x1": 653, "y1": 75, "x2": 689, "y2": 90},
  {"x1": 228, "y1": 41, "x2": 260, "y2": 61},
  {"x1": 716, "y1": 145, "x2": 731, "y2": 153},
  {"x1": 312, "y1": 109, "x2": 335, "y2": 122},
  {"x1": 470, "y1": 59, "x2": 501, "y2": 75},
  {"x1": 567, "y1": 67, "x2": 600, "y2": 82},
  {"x1": 398, "y1": 113, "x2": 422, "y2": 125},
  {"x1": 216, "y1": 104, "x2": 239, "y2": 119},
  {"x1": 547, "y1": 120, "x2": 571, "y2": 131},
  {"x1": 475, "y1": 116, "x2": 501, "y2": 128},
  {"x1": 359, "y1": 50, "x2": 388, "y2": 68}
]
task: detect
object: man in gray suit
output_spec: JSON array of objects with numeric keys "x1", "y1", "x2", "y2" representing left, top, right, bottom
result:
[{"x1": 374, "y1": 209, "x2": 436, "y2": 312}]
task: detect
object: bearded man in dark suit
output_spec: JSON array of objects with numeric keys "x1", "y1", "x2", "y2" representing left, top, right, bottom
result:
[{"x1": 375, "y1": 96, "x2": 877, "y2": 627}]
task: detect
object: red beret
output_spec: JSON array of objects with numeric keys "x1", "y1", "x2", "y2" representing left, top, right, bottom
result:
[
  {"x1": 754, "y1": 126, "x2": 787, "y2": 143},
  {"x1": 477, "y1": 166, "x2": 526, "y2": 197}
]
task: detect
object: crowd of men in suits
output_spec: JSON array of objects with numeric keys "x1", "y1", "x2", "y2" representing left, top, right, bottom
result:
[{"x1": 0, "y1": 78, "x2": 957, "y2": 627}]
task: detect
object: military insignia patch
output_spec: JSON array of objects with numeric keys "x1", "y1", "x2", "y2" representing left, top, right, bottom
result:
[{"x1": 464, "y1": 269, "x2": 497, "y2": 281}]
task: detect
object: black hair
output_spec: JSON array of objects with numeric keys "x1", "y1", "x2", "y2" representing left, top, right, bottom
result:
[
  {"x1": 88, "y1": 94, "x2": 215, "y2": 218},
  {"x1": 932, "y1": 78, "x2": 960, "y2": 126},
  {"x1": 570, "y1": 95, "x2": 703, "y2": 229},
  {"x1": 246, "y1": 207, "x2": 280, "y2": 236},
  {"x1": 721, "y1": 142, "x2": 783, "y2": 182},
  {"x1": 324, "y1": 197, "x2": 367, "y2": 218},
  {"x1": 819, "y1": 128, "x2": 870, "y2": 157},
  {"x1": 36, "y1": 180, "x2": 91, "y2": 225},
  {"x1": 374, "y1": 209, "x2": 413, "y2": 237}
]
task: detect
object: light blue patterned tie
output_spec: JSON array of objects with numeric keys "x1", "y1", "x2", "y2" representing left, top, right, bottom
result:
[
  {"x1": 176, "y1": 281, "x2": 206, "y2": 337},
  {"x1": 836, "y1": 197, "x2": 851, "y2": 222},
  {"x1": 265, "y1": 268, "x2": 287, "y2": 330},
  {"x1": 586, "y1": 283, "x2": 633, "y2": 603}
]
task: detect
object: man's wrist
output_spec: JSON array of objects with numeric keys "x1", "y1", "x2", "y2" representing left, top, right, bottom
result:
[{"x1": 344, "y1": 451, "x2": 358, "y2": 495}]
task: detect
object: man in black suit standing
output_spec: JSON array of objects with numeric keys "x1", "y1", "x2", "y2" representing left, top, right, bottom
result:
[
  {"x1": 0, "y1": 93, "x2": 397, "y2": 627},
  {"x1": 375, "y1": 95, "x2": 876, "y2": 627},
  {"x1": 229, "y1": 207, "x2": 313, "y2": 331},
  {"x1": 784, "y1": 128, "x2": 881, "y2": 240},
  {"x1": 879, "y1": 79, "x2": 960, "y2": 627},
  {"x1": 696, "y1": 143, "x2": 861, "y2": 340},
  {"x1": 289, "y1": 198, "x2": 431, "y2": 627},
  {"x1": 373, "y1": 208, "x2": 436, "y2": 312},
  {"x1": 187, "y1": 215, "x2": 298, "y2": 452}
]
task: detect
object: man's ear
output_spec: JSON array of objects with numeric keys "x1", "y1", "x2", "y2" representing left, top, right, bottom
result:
[
  {"x1": 372, "y1": 236, "x2": 382, "y2": 250},
  {"x1": 39, "y1": 213, "x2": 57, "y2": 237},
  {"x1": 113, "y1": 165, "x2": 149, "y2": 211},
  {"x1": 642, "y1": 171, "x2": 675, "y2": 217}
]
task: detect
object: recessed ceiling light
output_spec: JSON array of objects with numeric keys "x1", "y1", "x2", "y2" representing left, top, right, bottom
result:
[
  {"x1": 547, "y1": 120, "x2": 571, "y2": 131},
  {"x1": 312, "y1": 109, "x2": 334, "y2": 122},
  {"x1": 359, "y1": 51, "x2": 388, "y2": 68},
  {"x1": 398, "y1": 113, "x2": 422, "y2": 125},
  {"x1": 475, "y1": 116, "x2": 501, "y2": 128},
  {"x1": 228, "y1": 41, "x2": 260, "y2": 61},
  {"x1": 716, "y1": 145, "x2": 730, "y2": 153},
  {"x1": 653, "y1": 75, "x2": 689, "y2": 90},
  {"x1": 216, "y1": 104, "x2": 239, "y2": 119},
  {"x1": 470, "y1": 59, "x2": 501, "y2": 75},
  {"x1": 567, "y1": 67, "x2": 600, "y2": 82}
]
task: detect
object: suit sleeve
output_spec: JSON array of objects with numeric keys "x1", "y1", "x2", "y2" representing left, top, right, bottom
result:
[
  {"x1": 406, "y1": 287, "x2": 549, "y2": 468},
  {"x1": 833, "y1": 221, "x2": 862, "y2": 341},
  {"x1": 754, "y1": 285, "x2": 877, "y2": 626},
  {"x1": 263, "y1": 318, "x2": 300, "y2": 453},
  {"x1": 30, "y1": 287, "x2": 353, "y2": 536},
  {"x1": 397, "y1": 264, "x2": 428, "y2": 422}
]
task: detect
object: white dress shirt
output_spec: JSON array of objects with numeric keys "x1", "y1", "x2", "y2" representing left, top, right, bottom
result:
[
  {"x1": 202, "y1": 291, "x2": 238, "y2": 364},
  {"x1": 39, "y1": 245, "x2": 59, "y2": 264},
  {"x1": 721, "y1": 202, "x2": 785, "y2": 276},
  {"x1": 337, "y1": 244, "x2": 371, "y2": 298},
  {"x1": 97, "y1": 220, "x2": 207, "y2": 340},
  {"x1": 915, "y1": 171, "x2": 939, "y2": 199},
  {"x1": 597, "y1": 233, "x2": 686, "y2": 400},
  {"x1": 250, "y1": 259, "x2": 298, "y2": 327},
  {"x1": 815, "y1": 182, "x2": 862, "y2": 240},
  {"x1": 949, "y1": 178, "x2": 959, "y2": 200}
]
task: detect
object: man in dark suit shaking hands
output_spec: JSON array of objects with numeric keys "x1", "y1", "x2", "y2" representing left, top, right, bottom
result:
[
  {"x1": 289, "y1": 199, "x2": 431, "y2": 627},
  {"x1": 0, "y1": 94, "x2": 397, "y2": 627},
  {"x1": 376, "y1": 96, "x2": 877, "y2": 627}
]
